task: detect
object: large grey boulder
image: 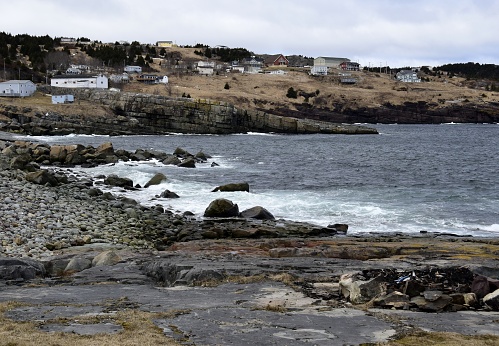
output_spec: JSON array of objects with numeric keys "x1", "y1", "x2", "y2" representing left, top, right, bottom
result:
[
  {"x1": 65, "y1": 257, "x2": 92, "y2": 273},
  {"x1": 144, "y1": 173, "x2": 167, "y2": 188},
  {"x1": 204, "y1": 199, "x2": 239, "y2": 217},
  {"x1": 178, "y1": 157, "x2": 196, "y2": 168},
  {"x1": 92, "y1": 251, "x2": 122, "y2": 267},
  {"x1": 0, "y1": 257, "x2": 46, "y2": 281},
  {"x1": 240, "y1": 206, "x2": 274, "y2": 220},
  {"x1": 484, "y1": 290, "x2": 499, "y2": 310},
  {"x1": 212, "y1": 182, "x2": 249, "y2": 192},
  {"x1": 104, "y1": 174, "x2": 133, "y2": 187}
]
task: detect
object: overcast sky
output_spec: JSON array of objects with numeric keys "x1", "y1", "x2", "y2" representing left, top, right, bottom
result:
[{"x1": 3, "y1": 0, "x2": 498, "y2": 67}]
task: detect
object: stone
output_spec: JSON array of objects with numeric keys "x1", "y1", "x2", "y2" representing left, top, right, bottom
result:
[
  {"x1": 25, "y1": 170, "x2": 59, "y2": 186},
  {"x1": 10, "y1": 154, "x2": 32, "y2": 170},
  {"x1": 339, "y1": 273, "x2": 387, "y2": 304},
  {"x1": 144, "y1": 173, "x2": 167, "y2": 188},
  {"x1": 239, "y1": 206, "x2": 275, "y2": 220},
  {"x1": 178, "y1": 157, "x2": 196, "y2": 168},
  {"x1": 0, "y1": 257, "x2": 46, "y2": 280},
  {"x1": 103, "y1": 174, "x2": 133, "y2": 187},
  {"x1": 173, "y1": 147, "x2": 191, "y2": 157},
  {"x1": 95, "y1": 142, "x2": 114, "y2": 155},
  {"x1": 204, "y1": 199, "x2": 239, "y2": 218},
  {"x1": 327, "y1": 223, "x2": 349, "y2": 234},
  {"x1": 374, "y1": 291, "x2": 411, "y2": 309},
  {"x1": 92, "y1": 251, "x2": 122, "y2": 267},
  {"x1": 65, "y1": 257, "x2": 92, "y2": 273},
  {"x1": 159, "y1": 189, "x2": 180, "y2": 198},
  {"x1": 162, "y1": 155, "x2": 181, "y2": 165},
  {"x1": 483, "y1": 290, "x2": 499, "y2": 310},
  {"x1": 411, "y1": 293, "x2": 453, "y2": 312},
  {"x1": 212, "y1": 182, "x2": 250, "y2": 192}
]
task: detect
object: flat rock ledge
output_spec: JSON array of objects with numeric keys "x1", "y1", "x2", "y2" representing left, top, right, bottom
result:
[{"x1": 1, "y1": 135, "x2": 499, "y2": 345}]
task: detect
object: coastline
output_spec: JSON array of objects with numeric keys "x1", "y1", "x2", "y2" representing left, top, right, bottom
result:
[{"x1": 2, "y1": 134, "x2": 499, "y2": 344}]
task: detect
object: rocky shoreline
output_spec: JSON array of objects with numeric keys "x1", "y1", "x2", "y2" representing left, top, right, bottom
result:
[{"x1": 2, "y1": 132, "x2": 499, "y2": 345}]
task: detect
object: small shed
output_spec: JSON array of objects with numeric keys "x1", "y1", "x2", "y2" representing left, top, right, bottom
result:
[{"x1": 52, "y1": 95, "x2": 74, "y2": 104}]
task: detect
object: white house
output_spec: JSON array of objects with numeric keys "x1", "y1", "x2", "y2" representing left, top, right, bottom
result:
[
  {"x1": 396, "y1": 70, "x2": 421, "y2": 83},
  {"x1": 310, "y1": 65, "x2": 328, "y2": 76},
  {"x1": 124, "y1": 65, "x2": 142, "y2": 74},
  {"x1": 52, "y1": 94, "x2": 74, "y2": 104},
  {"x1": 51, "y1": 74, "x2": 109, "y2": 89},
  {"x1": 0, "y1": 80, "x2": 36, "y2": 97},
  {"x1": 66, "y1": 67, "x2": 82, "y2": 74},
  {"x1": 196, "y1": 61, "x2": 215, "y2": 75}
]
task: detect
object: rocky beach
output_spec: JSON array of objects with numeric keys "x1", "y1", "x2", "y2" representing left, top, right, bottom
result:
[{"x1": 2, "y1": 131, "x2": 499, "y2": 345}]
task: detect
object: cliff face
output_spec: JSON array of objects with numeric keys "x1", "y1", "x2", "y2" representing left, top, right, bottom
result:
[{"x1": 0, "y1": 88, "x2": 378, "y2": 135}]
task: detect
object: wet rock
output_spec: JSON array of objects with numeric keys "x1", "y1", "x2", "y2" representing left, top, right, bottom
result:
[
  {"x1": 173, "y1": 147, "x2": 192, "y2": 157},
  {"x1": 162, "y1": 155, "x2": 181, "y2": 165},
  {"x1": 178, "y1": 157, "x2": 196, "y2": 168},
  {"x1": 95, "y1": 142, "x2": 114, "y2": 155},
  {"x1": 327, "y1": 223, "x2": 349, "y2": 234},
  {"x1": 103, "y1": 174, "x2": 133, "y2": 187},
  {"x1": 212, "y1": 182, "x2": 249, "y2": 192},
  {"x1": 159, "y1": 189, "x2": 180, "y2": 198},
  {"x1": 204, "y1": 199, "x2": 239, "y2": 218},
  {"x1": 240, "y1": 206, "x2": 274, "y2": 220},
  {"x1": 483, "y1": 290, "x2": 499, "y2": 311},
  {"x1": 144, "y1": 173, "x2": 167, "y2": 188}
]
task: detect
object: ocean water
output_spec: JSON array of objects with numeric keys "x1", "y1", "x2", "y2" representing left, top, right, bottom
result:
[{"x1": 23, "y1": 124, "x2": 499, "y2": 237}]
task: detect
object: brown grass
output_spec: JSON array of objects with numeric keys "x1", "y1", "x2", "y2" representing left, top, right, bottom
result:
[
  {"x1": 0, "y1": 301, "x2": 179, "y2": 346},
  {"x1": 383, "y1": 331, "x2": 499, "y2": 346}
]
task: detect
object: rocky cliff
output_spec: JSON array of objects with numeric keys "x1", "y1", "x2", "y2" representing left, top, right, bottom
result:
[{"x1": 0, "y1": 88, "x2": 378, "y2": 135}]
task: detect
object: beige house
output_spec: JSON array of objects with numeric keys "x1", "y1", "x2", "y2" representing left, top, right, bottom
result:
[
  {"x1": 156, "y1": 41, "x2": 175, "y2": 48},
  {"x1": 314, "y1": 56, "x2": 351, "y2": 68}
]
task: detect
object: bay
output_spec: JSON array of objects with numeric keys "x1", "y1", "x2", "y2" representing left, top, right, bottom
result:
[{"x1": 24, "y1": 123, "x2": 499, "y2": 237}]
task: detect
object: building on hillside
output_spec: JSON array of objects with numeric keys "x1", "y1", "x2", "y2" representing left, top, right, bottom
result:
[
  {"x1": 124, "y1": 65, "x2": 142, "y2": 74},
  {"x1": 52, "y1": 94, "x2": 74, "y2": 104},
  {"x1": 196, "y1": 61, "x2": 215, "y2": 75},
  {"x1": 339, "y1": 61, "x2": 360, "y2": 71},
  {"x1": 396, "y1": 70, "x2": 421, "y2": 83},
  {"x1": 136, "y1": 74, "x2": 168, "y2": 84},
  {"x1": 66, "y1": 67, "x2": 83, "y2": 74},
  {"x1": 60, "y1": 37, "x2": 77, "y2": 45},
  {"x1": 51, "y1": 74, "x2": 109, "y2": 89},
  {"x1": 0, "y1": 80, "x2": 36, "y2": 97},
  {"x1": 156, "y1": 41, "x2": 175, "y2": 48},
  {"x1": 109, "y1": 73, "x2": 130, "y2": 83},
  {"x1": 264, "y1": 54, "x2": 289, "y2": 67},
  {"x1": 310, "y1": 65, "x2": 328, "y2": 76},
  {"x1": 241, "y1": 57, "x2": 264, "y2": 74},
  {"x1": 314, "y1": 56, "x2": 351, "y2": 69}
]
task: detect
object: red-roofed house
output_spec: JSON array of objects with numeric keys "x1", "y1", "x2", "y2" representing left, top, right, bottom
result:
[{"x1": 264, "y1": 54, "x2": 289, "y2": 67}]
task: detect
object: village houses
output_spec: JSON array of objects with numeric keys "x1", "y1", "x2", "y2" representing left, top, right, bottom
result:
[{"x1": 0, "y1": 80, "x2": 36, "y2": 97}]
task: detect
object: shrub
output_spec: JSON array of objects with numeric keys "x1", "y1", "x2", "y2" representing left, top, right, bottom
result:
[
  {"x1": 286, "y1": 87, "x2": 297, "y2": 98},
  {"x1": 224, "y1": 82, "x2": 230, "y2": 90}
]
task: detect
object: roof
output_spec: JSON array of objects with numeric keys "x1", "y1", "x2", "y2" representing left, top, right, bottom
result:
[
  {"x1": 1, "y1": 80, "x2": 34, "y2": 85},
  {"x1": 315, "y1": 57, "x2": 351, "y2": 62},
  {"x1": 52, "y1": 74, "x2": 105, "y2": 79},
  {"x1": 264, "y1": 54, "x2": 288, "y2": 64}
]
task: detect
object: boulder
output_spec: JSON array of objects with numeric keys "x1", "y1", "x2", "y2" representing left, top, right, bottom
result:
[
  {"x1": 159, "y1": 189, "x2": 180, "y2": 198},
  {"x1": 144, "y1": 173, "x2": 167, "y2": 188},
  {"x1": 162, "y1": 155, "x2": 181, "y2": 166},
  {"x1": 95, "y1": 142, "x2": 114, "y2": 155},
  {"x1": 92, "y1": 251, "x2": 122, "y2": 267},
  {"x1": 411, "y1": 292, "x2": 453, "y2": 312},
  {"x1": 240, "y1": 206, "x2": 275, "y2": 220},
  {"x1": 195, "y1": 151, "x2": 211, "y2": 161},
  {"x1": 374, "y1": 291, "x2": 411, "y2": 309},
  {"x1": 212, "y1": 182, "x2": 250, "y2": 192},
  {"x1": 65, "y1": 257, "x2": 92, "y2": 273},
  {"x1": 10, "y1": 153, "x2": 32, "y2": 170},
  {"x1": 25, "y1": 169, "x2": 59, "y2": 186},
  {"x1": 173, "y1": 147, "x2": 192, "y2": 157},
  {"x1": 178, "y1": 157, "x2": 196, "y2": 168},
  {"x1": 483, "y1": 290, "x2": 499, "y2": 310},
  {"x1": 204, "y1": 198, "x2": 239, "y2": 217},
  {"x1": 0, "y1": 257, "x2": 45, "y2": 281},
  {"x1": 327, "y1": 223, "x2": 349, "y2": 234},
  {"x1": 339, "y1": 273, "x2": 387, "y2": 304},
  {"x1": 104, "y1": 174, "x2": 133, "y2": 187},
  {"x1": 49, "y1": 145, "x2": 67, "y2": 163}
]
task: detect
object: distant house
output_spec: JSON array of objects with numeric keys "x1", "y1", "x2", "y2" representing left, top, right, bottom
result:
[
  {"x1": 66, "y1": 67, "x2": 82, "y2": 74},
  {"x1": 310, "y1": 65, "x2": 328, "y2": 76},
  {"x1": 241, "y1": 57, "x2": 264, "y2": 74},
  {"x1": 156, "y1": 41, "x2": 175, "y2": 48},
  {"x1": 124, "y1": 65, "x2": 142, "y2": 74},
  {"x1": 196, "y1": 61, "x2": 215, "y2": 75},
  {"x1": 0, "y1": 80, "x2": 36, "y2": 97},
  {"x1": 396, "y1": 70, "x2": 421, "y2": 83},
  {"x1": 109, "y1": 73, "x2": 130, "y2": 83},
  {"x1": 52, "y1": 94, "x2": 74, "y2": 104},
  {"x1": 339, "y1": 61, "x2": 360, "y2": 71},
  {"x1": 314, "y1": 57, "x2": 351, "y2": 69},
  {"x1": 51, "y1": 74, "x2": 109, "y2": 89},
  {"x1": 136, "y1": 74, "x2": 168, "y2": 84},
  {"x1": 60, "y1": 37, "x2": 77, "y2": 45},
  {"x1": 264, "y1": 54, "x2": 289, "y2": 67}
]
